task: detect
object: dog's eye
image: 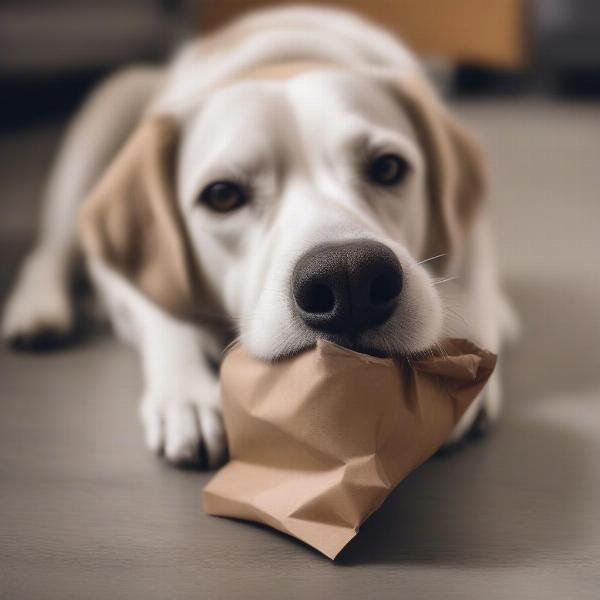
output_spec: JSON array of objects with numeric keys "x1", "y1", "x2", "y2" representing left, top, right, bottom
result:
[
  {"x1": 367, "y1": 154, "x2": 410, "y2": 186},
  {"x1": 199, "y1": 181, "x2": 247, "y2": 213}
]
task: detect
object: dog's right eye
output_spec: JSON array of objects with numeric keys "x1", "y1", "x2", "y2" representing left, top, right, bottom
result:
[
  {"x1": 367, "y1": 153, "x2": 410, "y2": 187},
  {"x1": 199, "y1": 181, "x2": 248, "y2": 213}
]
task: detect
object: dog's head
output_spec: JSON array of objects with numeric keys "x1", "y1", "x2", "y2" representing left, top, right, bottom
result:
[{"x1": 81, "y1": 65, "x2": 486, "y2": 359}]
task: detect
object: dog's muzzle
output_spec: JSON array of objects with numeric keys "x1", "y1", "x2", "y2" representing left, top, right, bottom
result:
[{"x1": 292, "y1": 240, "x2": 403, "y2": 336}]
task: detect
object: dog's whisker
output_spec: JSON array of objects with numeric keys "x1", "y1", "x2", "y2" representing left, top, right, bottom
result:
[
  {"x1": 222, "y1": 335, "x2": 242, "y2": 356},
  {"x1": 443, "y1": 304, "x2": 470, "y2": 327},
  {"x1": 433, "y1": 340, "x2": 449, "y2": 359},
  {"x1": 440, "y1": 305, "x2": 472, "y2": 341},
  {"x1": 417, "y1": 253, "x2": 448, "y2": 266},
  {"x1": 432, "y1": 276, "x2": 459, "y2": 286}
]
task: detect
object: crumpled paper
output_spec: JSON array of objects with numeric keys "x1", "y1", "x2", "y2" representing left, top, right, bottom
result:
[{"x1": 203, "y1": 338, "x2": 496, "y2": 559}]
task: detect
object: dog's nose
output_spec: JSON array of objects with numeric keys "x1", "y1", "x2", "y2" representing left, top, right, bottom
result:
[{"x1": 292, "y1": 240, "x2": 403, "y2": 335}]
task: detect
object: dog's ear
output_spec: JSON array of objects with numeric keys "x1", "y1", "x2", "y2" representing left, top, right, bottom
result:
[
  {"x1": 388, "y1": 75, "x2": 488, "y2": 268},
  {"x1": 80, "y1": 116, "x2": 221, "y2": 324}
]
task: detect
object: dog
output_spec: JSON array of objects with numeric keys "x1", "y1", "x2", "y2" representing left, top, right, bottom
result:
[{"x1": 1, "y1": 6, "x2": 517, "y2": 467}]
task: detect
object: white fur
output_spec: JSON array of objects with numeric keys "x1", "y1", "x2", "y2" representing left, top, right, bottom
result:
[{"x1": 2, "y1": 6, "x2": 514, "y2": 465}]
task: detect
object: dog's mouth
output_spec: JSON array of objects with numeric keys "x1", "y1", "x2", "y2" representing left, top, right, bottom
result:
[
  {"x1": 266, "y1": 333, "x2": 367, "y2": 361},
  {"x1": 313, "y1": 332, "x2": 399, "y2": 358},
  {"x1": 269, "y1": 324, "x2": 429, "y2": 361},
  {"x1": 242, "y1": 240, "x2": 443, "y2": 362}
]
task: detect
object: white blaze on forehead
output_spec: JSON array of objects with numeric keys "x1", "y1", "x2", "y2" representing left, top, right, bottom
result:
[
  {"x1": 285, "y1": 70, "x2": 417, "y2": 138},
  {"x1": 150, "y1": 6, "x2": 421, "y2": 115}
]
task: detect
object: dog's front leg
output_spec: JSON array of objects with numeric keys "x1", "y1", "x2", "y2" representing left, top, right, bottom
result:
[
  {"x1": 139, "y1": 315, "x2": 225, "y2": 468},
  {"x1": 2, "y1": 67, "x2": 163, "y2": 348},
  {"x1": 91, "y1": 261, "x2": 227, "y2": 468}
]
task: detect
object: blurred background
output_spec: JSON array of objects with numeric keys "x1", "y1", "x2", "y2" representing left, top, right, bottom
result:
[
  {"x1": 3, "y1": 0, "x2": 600, "y2": 128},
  {"x1": 1, "y1": 1, "x2": 599, "y2": 599}
]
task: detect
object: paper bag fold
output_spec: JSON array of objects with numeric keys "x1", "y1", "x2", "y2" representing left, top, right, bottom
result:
[{"x1": 203, "y1": 338, "x2": 496, "y2": 559}]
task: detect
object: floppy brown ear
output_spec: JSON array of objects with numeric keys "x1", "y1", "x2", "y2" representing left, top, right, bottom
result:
[
  {"x1": 79, "y1": 116, "x2": 221, "y2": 324},
  {"x1": 392, "y1": 76, "x2": 488, "y2": 268}
]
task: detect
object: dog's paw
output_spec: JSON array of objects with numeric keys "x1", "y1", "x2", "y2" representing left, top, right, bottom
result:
[
  {"x1": 442, "y1": 371, "x2": 501, "y2": 451},
  {"x1": 2, "y1": 252, "x2": 74, "y2": 350},
  {"x1": 140, "y1": 380, "x2": 227, "y2": 469}
]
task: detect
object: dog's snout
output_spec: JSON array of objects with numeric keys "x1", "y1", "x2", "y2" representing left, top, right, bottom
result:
[{"x1": 292, "y1": 240, "x2": 403, "y2": 335}]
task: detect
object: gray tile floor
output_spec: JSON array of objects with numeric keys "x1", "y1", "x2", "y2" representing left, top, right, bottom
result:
[{"x1": 1, "y1": 98, "x2": 600, "y2": 599}]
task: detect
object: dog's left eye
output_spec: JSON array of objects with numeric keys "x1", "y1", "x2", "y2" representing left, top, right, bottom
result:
[
  {"x1": 367, "y1": 154, "x2": 410, "y2": 187},
  {"x1": 199, "y1": 181, "x2": 248, "y2": 213}
]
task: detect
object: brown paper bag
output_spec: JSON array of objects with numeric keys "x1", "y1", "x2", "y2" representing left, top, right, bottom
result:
[{"x1": 203, "y1": 338, "x2": 496, "y2": 559}]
